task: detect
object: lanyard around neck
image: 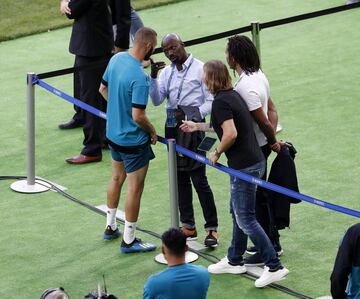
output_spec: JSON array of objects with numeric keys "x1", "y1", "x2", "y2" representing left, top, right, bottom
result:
[{"x1": 166, "y1": 57, "x2": 194, "y2": 104}]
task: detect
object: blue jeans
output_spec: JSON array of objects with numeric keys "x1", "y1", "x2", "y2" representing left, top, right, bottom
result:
[
  {"x1": 129, "y1": 8, "x2": 144, "y2": 46},
  {"x1": 227, "y1": 160, "x2": 280, "y2": 269}
]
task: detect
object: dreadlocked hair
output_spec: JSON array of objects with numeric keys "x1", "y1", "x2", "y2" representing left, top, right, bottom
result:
[{"x1": 227, "y1": 35, "x2": 260, "y2": 75}]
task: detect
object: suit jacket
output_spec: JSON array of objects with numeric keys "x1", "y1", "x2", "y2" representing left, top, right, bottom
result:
[
  {"x1": 267, "y1": 144, "x2": 300, "y2": 229},
  {"x1": 67, "y1": 0, "x2": 113, "y2": 57}
]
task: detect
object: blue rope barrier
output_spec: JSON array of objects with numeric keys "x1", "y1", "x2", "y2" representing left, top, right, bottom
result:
[
  {"x1": 36, "y1": 78, "x2": 107, "y2": 120},
  {"x1": 170, "y1": 142, "x2": 360, "y2": 218},
  {"x1": 36, "y1": 78, "x2": 360, "y2": 219}
]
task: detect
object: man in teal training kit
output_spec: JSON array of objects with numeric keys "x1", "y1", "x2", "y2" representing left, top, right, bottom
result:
[
  {"x1": 99, "y1": 27, "x2": 158, "y2": 253},
  {"x1": 143, "y1": 228, "x2": 210, "y2": 299}
]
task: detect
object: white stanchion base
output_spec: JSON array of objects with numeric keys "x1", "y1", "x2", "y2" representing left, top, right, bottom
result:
[
  {"x1": 154, "y1": 251, "x2": 199, "y2": 264},
  {"x1": 276, "y1": 123, "x2": 283, "y2": 133},
  {"x1": 10, "y1": 179, "x2": 50, "y2": 193}
]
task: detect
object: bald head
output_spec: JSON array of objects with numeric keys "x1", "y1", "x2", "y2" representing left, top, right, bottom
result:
[
  {"x1": 161, "y1": 33, "x2": 187, "y2": 66},
  {"x1": 161, "y1": 33, "x2": 182, "y2": 46}
]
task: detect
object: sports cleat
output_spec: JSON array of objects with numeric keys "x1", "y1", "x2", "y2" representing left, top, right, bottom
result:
[
  {"x1": 103, "y1": 225, "x2": 121, "y2": 241},
  {"x1": 244, "y1": 253, "x2": 265, "y2": 267},
  {"x1": 204, "y1": 230, "x2": 218, "y2": 247},
  {"x1": 255, "y1": 265, "x2": 289, "y2": 288},
  {"x1": 120, "y1": 238, "x2": 157, "y2": 253},
  {"x1": 180, "y1": 226, "x2": 198, "y2": 240},
  {"x1": 208, "y1": 256, "x2": 247, "y2": 274}
]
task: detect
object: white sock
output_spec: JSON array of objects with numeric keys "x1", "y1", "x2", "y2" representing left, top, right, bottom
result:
[
  {"x1": 106, "y1": 207, "x2": 117, "y2": 230},
  {"x1": 123, "y1": 220, "x2": 137, "y2": 244}
]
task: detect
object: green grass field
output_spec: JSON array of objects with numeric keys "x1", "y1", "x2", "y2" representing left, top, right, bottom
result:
[
  {"x1": 0, "y1": 0, "x2": 188, "y2": 42},
  {"x1": 1, "y1": 1, "x2": 360, "y2": 298}
]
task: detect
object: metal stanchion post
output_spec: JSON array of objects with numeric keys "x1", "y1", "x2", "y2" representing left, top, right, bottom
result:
[
  {"x1": 251, "y1": 21, "x2": 261, "y2": 59},
  {"x1": 10, "y1": 72, "x2": 50, "y2": 193},
  {"x1": 155, "y1": 138, "x2": 198, "y2": 264},
  {"x1": 167, "y1": 139, "x2": 180, "y2": 228}
]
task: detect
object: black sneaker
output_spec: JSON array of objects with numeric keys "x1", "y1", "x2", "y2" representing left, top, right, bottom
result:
[
  {"x1": 244, "y1": 253, "x2": 265, "y2": 267},
  {"x1": 274, "y1": 241, "x2": 284, "y2": 256},
  {"x1": 103, "y1": 225, "x2": 121, "y2": 241},
  {"x1": 246, "y1": 246, "x2": 258, "y2": 255},
  {"x1": 246, "y1": 245, "x2": 283, "y2": 256},
  {"x1": 204, "y1": 230, "x2": 218, "y2": 247}
]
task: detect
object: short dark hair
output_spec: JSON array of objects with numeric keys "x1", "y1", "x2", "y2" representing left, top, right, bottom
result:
[
  {"x1": 161, "y1": 228, "x2": 187, "y2": 257},
  {"x1": 40, "y1": 287, "x2": 68, "y2": 299},
  {"x1": 227, "y1": 35, "x2": 260, "y2": 75},
  {"x1": 134, "y1": 27, "x2": 157, "y2": 47}
]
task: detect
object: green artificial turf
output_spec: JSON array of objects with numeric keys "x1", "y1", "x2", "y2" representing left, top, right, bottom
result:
[
  {"x1": 0, "y1": 0, "x2": 189, "y2": 42},
  {"x1": 1, "y1": 0, "x2": 360, "y2": 298}
]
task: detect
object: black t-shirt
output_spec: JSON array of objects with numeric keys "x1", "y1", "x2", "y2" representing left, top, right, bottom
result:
[{"x1": 211, "y1": 90, "x2": 264, "y2": 169}]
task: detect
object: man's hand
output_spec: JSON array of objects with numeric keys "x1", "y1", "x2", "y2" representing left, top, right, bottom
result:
[
  {"x1": 270, "y1": 140, "x2": 291, "y2": 153},
  {"x1": 150, "y1": 58, "x2": 166, "y2": 78},
  {"x1": 179, "y1": 120, "x2": 198, "y2": 133},
  {"x1": 150, "y1": 131, "x2": 157, "y2": 145},
  {"x1": 209, "y1": 150, "x2": 220, "y2": 165},
  {"x1": 60, "y1": 0, "x2": 71, "y2": 14},
  {"x1": 113, "y1": 46, "x2": 126, "y2": 54}
]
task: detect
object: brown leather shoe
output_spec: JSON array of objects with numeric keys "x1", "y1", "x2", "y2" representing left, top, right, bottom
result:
[
  {"x1": 66, "y1": 154, "x2": 102, "y2": 164},
  {"x1": 180, "y1": 226, "x2": 198, "y2": 240}
]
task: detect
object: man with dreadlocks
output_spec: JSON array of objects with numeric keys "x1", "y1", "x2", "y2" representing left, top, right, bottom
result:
[{"x1": 225, "y1": 35, "x2": 287, "y2": 267}]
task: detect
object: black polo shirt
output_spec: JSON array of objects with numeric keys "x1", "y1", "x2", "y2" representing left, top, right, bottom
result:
[{"x1": 211, "y1": 90, "x2": 264, "y2": 169}]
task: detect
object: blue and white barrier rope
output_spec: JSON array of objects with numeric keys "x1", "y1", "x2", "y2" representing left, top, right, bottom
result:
[{"x1": 35, "y1": 77, "x2": 360, "y2": 219}]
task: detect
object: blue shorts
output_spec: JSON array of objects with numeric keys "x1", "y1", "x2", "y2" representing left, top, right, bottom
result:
[{"x1": 110, "y1": 144, "x2": 155, "y2": 173}]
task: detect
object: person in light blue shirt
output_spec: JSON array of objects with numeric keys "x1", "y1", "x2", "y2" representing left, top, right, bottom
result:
[
  {"x1": 143, "y1": 228, "x2": 210, "y2": 299},
  {"x1": 103, "y1": 50, "x2": 150, "y2": 147},
  {"x1": 149, "y1": 34, "x2": 218, "y2": 247},
  {"x1": 99, "y1": 27, "x2": 158, "y2": 254}
]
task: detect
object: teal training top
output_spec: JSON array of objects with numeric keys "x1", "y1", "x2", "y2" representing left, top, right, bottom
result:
[
  {"x1": 143, "y1": 263, "x2": 210, "y2": 299},
  {"x1": 103, "y1": 52, "x2": 150, "y2": 146}
]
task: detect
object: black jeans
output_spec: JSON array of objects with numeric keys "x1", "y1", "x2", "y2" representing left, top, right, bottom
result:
[
  {"x1": 255, "y1": 144, "x2": 280, "y2": 247},
  {"x1": 177, "y1": 164, "x2": 218, "y2": 231}
]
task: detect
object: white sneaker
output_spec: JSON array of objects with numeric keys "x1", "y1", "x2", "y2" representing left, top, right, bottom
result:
[
  {"x1": 208, "y1": 256, "x2": 247, "y2": 274},
  {"x1": 255, "y1": 266, "x2": 289, "y2": 288}
]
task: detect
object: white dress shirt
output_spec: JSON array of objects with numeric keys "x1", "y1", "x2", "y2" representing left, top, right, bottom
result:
[{"x1": 149, "y1": 54, "x2": 213, "y2": 118}]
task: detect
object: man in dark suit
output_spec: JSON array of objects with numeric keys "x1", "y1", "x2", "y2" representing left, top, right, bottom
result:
[
  {"x1": 59, "y1": 0, "x2": 113, "y2": 164},
  {"x1": 59, "y1": 0, "x2": 131, "y2": 131}
]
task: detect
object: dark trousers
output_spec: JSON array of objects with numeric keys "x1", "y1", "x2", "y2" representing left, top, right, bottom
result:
[
  {"x1": 76, "y1": 55, "x2": 109, "y2": 156},
  {"x1": 255, "y1": 144, "x2": 280, "y2": 247},
  {"x1": 177, "y1": 164, "x2": 218, "y2": 230},
  {"x1": 72, "y1": 59, "x2": 83, "y2": 123}
]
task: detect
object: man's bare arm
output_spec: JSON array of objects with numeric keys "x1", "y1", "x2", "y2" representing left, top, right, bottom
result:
[
  {"x1": 132, "y1": 108, "x2": 157, "y2": 144},
  {"x1": 99, "y1": 83, "x2": 108, "y2": 101}
]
